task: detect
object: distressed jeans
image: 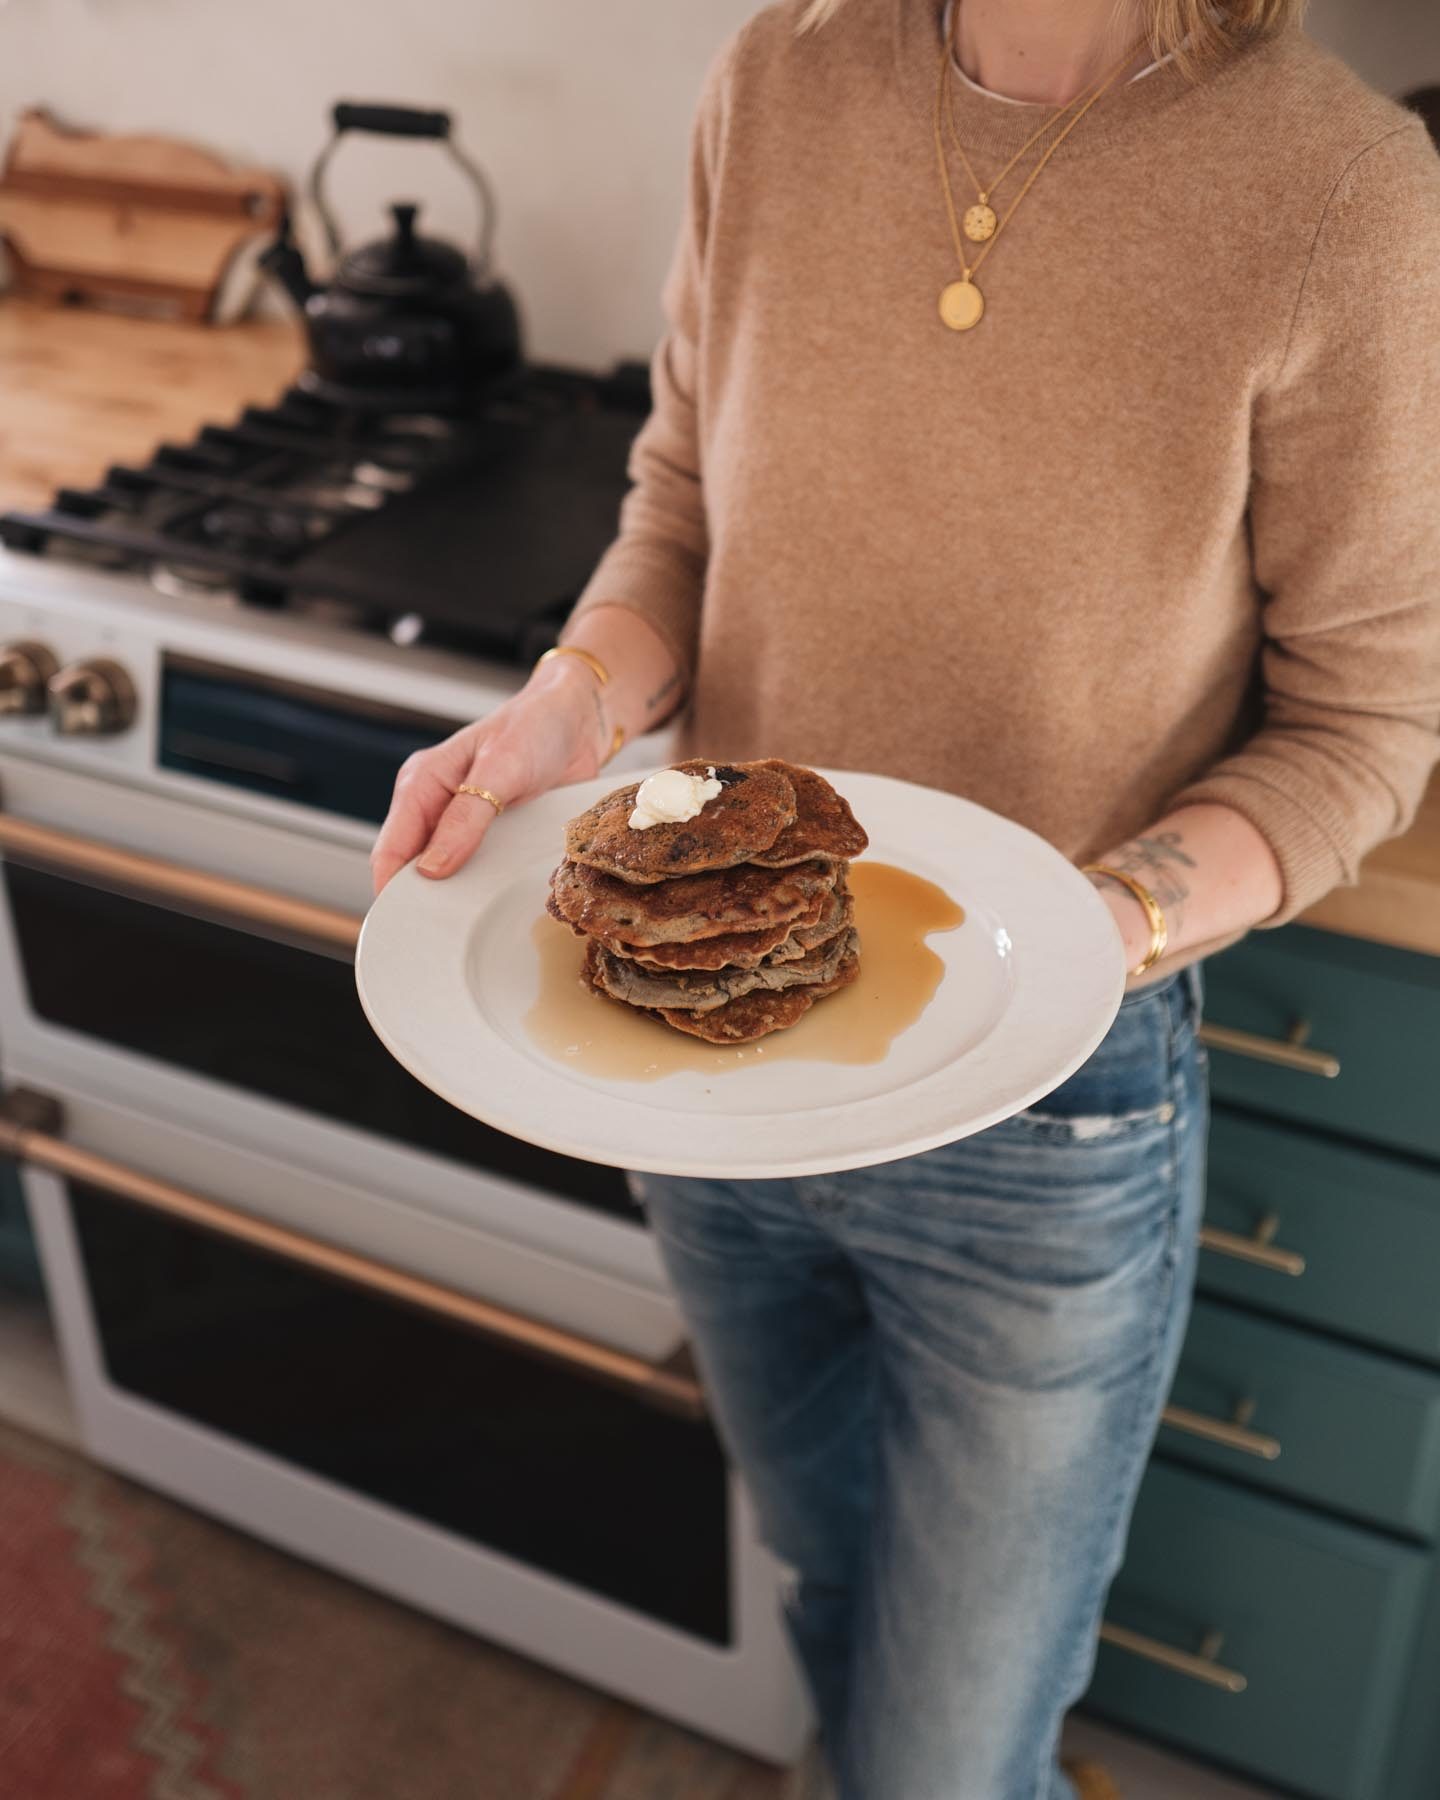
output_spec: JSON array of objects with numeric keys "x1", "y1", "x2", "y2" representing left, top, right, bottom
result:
[{"x1": 631, "y1": 967, "x2": 1208, "y2": 1800}]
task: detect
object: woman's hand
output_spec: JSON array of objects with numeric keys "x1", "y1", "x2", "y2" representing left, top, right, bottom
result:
[
  {"x1": 369, "y1": 605, "x2": 686, "y2": 895},
  {"x1": 369, "y1": 660, "x2": 607, "y2": 894}
]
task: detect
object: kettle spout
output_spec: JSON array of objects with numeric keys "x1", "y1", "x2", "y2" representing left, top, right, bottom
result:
[{"x1": 259, "y1": 210, "x2": 317, "y2": 309}]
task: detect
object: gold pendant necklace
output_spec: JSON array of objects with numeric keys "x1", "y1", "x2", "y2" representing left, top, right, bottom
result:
[
  {"x1": 944, "y1": 5, "x2": 1108, "y2": 244},
  {"x1": 932, "y1": 17, "x2": 1149, "y2": 333},
  {"x1": 939, "y1": 277, "x2": 985, "y2": 332}
]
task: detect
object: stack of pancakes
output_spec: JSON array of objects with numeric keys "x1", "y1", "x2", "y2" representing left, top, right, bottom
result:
[{"x1": 547, "y1": 759, "x2": 869, "y2": 1044}]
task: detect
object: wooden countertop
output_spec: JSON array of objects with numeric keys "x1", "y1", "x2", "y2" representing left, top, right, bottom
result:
[
  {"x1": 1, "y1": 297, "x2": 1437, "y2": 960},
  {"x1": 0, "y1": 298, "x2": 302, "y2": 511}
]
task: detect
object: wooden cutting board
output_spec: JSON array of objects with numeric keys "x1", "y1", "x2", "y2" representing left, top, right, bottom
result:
[{"x1": 0, "y1": 108, "x2": 287, "y2": 323}]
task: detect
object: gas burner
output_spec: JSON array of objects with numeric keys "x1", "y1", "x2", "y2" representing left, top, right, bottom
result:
[
  {"x1": 196, "y1": 503, "x2": 324, "y2": 562},
  {"x1": 380, "y1": 414, "x2": 457, "y2": 440},
  {"x1": 350, "y1": 461, "x2": 417, "y2": 494},
  {"x1": 151, "y1": 563, "x2": 243, "y2": 605}
]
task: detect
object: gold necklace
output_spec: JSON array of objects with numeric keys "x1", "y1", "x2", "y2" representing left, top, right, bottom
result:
[
  {"x1": 933, "y1": 22, "x2": 1149, "y2": 331},
  {"x1": 942, "y1": 2, "x2": 1132, "y2": 243}
]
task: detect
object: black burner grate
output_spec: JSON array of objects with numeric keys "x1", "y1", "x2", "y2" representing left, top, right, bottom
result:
[{"x1": 0, "y1": 363, "x2": 650, "y2": 664}]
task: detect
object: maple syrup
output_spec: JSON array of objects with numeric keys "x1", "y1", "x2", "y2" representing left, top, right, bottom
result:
[{"x1": 525, "y1": 861, "x2": 964, "y2": 1082}]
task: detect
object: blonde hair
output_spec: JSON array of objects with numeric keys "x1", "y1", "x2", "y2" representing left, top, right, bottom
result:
[{"x1": 795, "y1": 0, "x2": 1307, "y2": 78}]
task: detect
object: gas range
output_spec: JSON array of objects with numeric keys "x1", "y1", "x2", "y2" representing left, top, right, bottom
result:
[
  {"x1": 0, "y1": 360, "x2": 807, "y2": 1757},
  {"x1": 0, "y1": 357, "x2": 653, "y2": 844},
  {"x1": 0, "y1": 357, "x2": 650, "y2": 665}
]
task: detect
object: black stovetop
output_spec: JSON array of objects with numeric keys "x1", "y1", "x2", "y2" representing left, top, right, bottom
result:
[{"x1": 0, "y1": 361, "x2": 650, "y2": 664}]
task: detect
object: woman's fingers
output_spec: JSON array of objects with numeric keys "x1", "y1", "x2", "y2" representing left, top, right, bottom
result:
[
  {"x1": 415, "y1": 769, "x2": 508, "y2": 879},
  {"x1": 369, "y1": 678, "x2": 594, "y2": 895},
  {"x1": 370, "y1": 734, "x2": 477, "y2": 893}
]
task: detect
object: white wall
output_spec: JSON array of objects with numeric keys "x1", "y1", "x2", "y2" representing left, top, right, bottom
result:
[
  {"x1": 0, "y1": 0, "x2": 1434, "y2": 366},
  {"x1": 1304, "y1": 0, "x2": 1439, "y2": 95},
  {"x1": 0, "y1": 1, "x2": 759, "y2": 364}
]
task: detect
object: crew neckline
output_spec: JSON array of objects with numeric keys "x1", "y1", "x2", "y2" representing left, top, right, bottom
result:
[
  {"x1": 938, "y1": 0, "x2": 1178, "y2": 106},
  {"x1": 897, "y1": 0, "x2": 1237, "y2": 162}
]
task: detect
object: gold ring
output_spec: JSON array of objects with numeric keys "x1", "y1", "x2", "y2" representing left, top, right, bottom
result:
[{"x1": 454, "y1": 784, "x2": 505, "y2": 813}]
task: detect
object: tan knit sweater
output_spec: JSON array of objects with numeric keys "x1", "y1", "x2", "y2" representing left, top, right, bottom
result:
[{"x1": 571, "y1": 0, "x2": 1440, "y2": 923}]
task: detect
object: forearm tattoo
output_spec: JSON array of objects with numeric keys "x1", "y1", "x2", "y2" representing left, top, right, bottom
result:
[
  {"x1": 643, "y1": 669, "x2": 683, "y2": 725},
  {"x1": 588, "y1": 685, "x2": 608, "y2": 757},
  {"x1": 1104, "y1": 830, "x2": 1196, "y2": 935}
]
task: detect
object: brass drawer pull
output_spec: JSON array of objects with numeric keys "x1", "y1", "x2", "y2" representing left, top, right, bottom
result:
[
  {"x1": 1198, "y1": 1020, "x2": 1339, "y2": 1079},
  {"x1": 1198, "y1": 1213, "x2": 1306, "y2": 1277},
  {"x1": 1098, "y1": 1621, "x2": 1248, "y2": 1694},
  {"x1": 1161, "y1": 1400, "x2": 1281, "y2": 1461},
  {"x1": 0, "y1": 810, "x2": 363, "y2": 958},
  {"x1": 0, "y1": 1088, "x2": 707, "y2": 1421}
]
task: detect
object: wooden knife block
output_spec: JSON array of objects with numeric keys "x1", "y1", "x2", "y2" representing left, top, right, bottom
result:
[{"x1": 0, "y1": 108, "x2": 288, "y2": 323}]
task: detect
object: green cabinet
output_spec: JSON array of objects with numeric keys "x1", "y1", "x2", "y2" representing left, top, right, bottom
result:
[
  {"x1": 1086, "y1": 925, "x2": 1440, "y2": 1800},
  {"x1": 1089, "y1": 1463, "x2": 1430, "y2": 1800},
  {"x1": 1162, "y1": 1298, "x2": 1440, "y2": 1537},
  {"x1": 1203, "y1": 928, "x2": 1440, "y2": 1163},
  {"x1": 1200, "y1": 1111, "x2": 1440, "y2": 1364}
]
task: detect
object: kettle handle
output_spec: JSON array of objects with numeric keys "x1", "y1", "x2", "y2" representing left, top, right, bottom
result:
[
  {"x1": 332, "y1": 103, "x2": 451, "y2": 140},
  {"x1": 308, "y1": 100, "x2": 499, "y2": 276}
]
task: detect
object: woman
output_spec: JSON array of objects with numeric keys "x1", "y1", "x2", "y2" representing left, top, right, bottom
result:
[{"x1": 373, "y1": 2, "x2": 1440, "y2": 1794}]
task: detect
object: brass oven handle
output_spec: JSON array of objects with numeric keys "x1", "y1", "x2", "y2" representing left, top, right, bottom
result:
[
  {"x1": 0, "y1": 1088, "x2": 708, "y2": 1422},
  {"x1": 1197, "y1": 1216, "x2": 1307, "y2": 1278},
  {"x1": 1160, "y1": 1401, "x2": 1281, "y2": 1462},
  {"x1": 0, "y1": 811, "x2": 363, "y2": 957},
  {"x1": 1198, "y1": 1020, "x2": 1339, "y2": 1079},
  {"x1": 1098, "y1": 1622, "x2": 1248, "y2": 1694}
]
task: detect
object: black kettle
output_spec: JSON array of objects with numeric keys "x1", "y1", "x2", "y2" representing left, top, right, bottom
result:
[{"x1": 261, "y1": 102, "x2": 523, "y2": 412}]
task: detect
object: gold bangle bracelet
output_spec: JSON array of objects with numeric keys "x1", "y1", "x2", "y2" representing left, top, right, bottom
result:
[
  {"x1": 534, "y1": 643, "x2": 611, "y2": 686},
  {"x1": 1081, "y1": 863, "x2": 1168, "y2": 976}
]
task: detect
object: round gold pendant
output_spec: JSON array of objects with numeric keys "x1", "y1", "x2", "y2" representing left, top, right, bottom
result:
[
  {"x1": 963, "y1": 202, "x2": 998, "y2": 242},
  {"x1": 939, "y1": 279, "x2": 985, "y2": 332}
]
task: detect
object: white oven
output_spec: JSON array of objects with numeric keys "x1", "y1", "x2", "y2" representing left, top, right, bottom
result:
[{"x1": 0, "y1": 557, "x2": 809, "y2": 1762}]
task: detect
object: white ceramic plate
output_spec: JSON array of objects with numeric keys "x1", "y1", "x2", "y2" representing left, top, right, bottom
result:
[{"x1": 355, "y1": 770, "x2": 1125, "y2": 1179}]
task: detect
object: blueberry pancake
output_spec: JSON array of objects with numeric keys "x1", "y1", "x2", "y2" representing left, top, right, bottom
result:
[
  {"x1": 748, "y1": 762, "x2": 870, "y2": 867},
  {"x1": 547, "y1": 854, "x2": 837, "y2": 948},
  {"x1": 564, "y1": 759, "x2": 797, "y2": 883}
]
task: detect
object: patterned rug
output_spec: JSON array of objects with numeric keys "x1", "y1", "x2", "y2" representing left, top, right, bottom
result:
[{"x1": 0, "y1": 1420, "x2": 791, "y2": 1800}]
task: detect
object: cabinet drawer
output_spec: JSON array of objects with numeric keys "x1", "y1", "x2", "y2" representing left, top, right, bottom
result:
[
  {"x1": 1161, "y1": 1299, "x2": 1440, "y2": 1537},
  {"x1": 1203, "y1": 928, "x2": 1440, "y2": 1162},
  {"x1": 1199, "y1": 1109, "x2": 1440, "y2": 1365},
  {"x1": 1087, "y1": 1464, "x2": 1429, "y2": 1800}
]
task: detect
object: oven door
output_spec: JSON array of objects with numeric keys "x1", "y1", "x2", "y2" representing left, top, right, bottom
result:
[
  {"x1": 14, "y1": 1081, "x2": 807, "y2": 1760},
  {"x1": 0, "y1": 753, "x2": 658, "y2": 1290}
]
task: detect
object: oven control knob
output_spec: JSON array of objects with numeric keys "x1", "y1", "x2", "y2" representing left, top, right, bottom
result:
[
  {"x1": 47, "y1": 658, "x2": 138, "y2": 736},
  {"x1": 0, "y1": 640, "x2": 60, "y2": 716}
]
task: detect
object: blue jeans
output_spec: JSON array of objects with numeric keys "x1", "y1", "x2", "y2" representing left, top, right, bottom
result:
[{"x1": 631, "y1": 967, "x2": 1208, "y2": 1800}]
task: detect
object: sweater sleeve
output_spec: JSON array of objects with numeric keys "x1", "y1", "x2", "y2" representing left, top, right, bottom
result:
[
  {"x1": 1171, "y1": 118, "x2": 1440, "y2": 924},
  {"x1": 563, "y1": 33, "x2": 737, "y2": 681}
]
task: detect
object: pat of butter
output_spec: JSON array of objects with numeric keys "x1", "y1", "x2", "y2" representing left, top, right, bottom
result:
[{"x1": 629, "y1": 766, "x2": 723, "y2": 830}]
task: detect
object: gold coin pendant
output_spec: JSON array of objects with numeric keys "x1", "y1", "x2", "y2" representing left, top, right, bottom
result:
[
  {"x1": 939, "y1": 279, "x2": 985, "y2": 332},
  {"x1": 963, "y1": 202, "x2": 998, "y2": 242}
]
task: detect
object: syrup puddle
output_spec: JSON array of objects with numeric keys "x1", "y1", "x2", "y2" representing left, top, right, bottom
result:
[{"x1": 525, "y1": 861, "x2": 964, "y2": 1082}]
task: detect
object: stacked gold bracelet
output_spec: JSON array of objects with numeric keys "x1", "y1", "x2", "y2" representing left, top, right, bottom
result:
[
  {"x1": 1081, "y1": 863, "x2": 1168, "y2": 976},
  {"x1": 534, "y1": 643, "x2": 626, "y2": 765}
]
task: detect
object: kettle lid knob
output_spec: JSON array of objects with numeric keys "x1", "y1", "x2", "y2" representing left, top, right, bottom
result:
[{"x1": 390, "y1": 200, "x2": 420, "y2": 265}]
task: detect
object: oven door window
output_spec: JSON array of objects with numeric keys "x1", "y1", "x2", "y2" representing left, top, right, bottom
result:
[
  {"x1": 4, "y1": 861, "x2": 633, "y2": 1217},
  {"x1": 70, "y1": 1182, "x2": 731, "y2": 1645}
]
